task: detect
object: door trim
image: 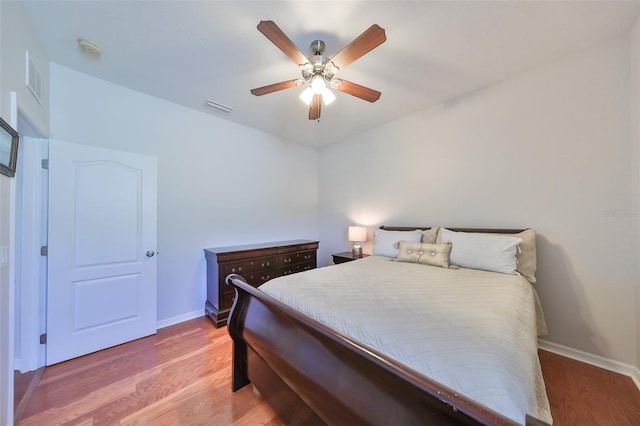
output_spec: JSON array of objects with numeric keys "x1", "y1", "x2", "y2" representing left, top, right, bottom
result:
[{"x1": 16, "y1": 134, "x2": 48, "y2": 373}]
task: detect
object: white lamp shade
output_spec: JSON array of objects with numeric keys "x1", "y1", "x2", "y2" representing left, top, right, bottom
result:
[
  {"x1": 311, "y1": 75, "x2": 326, "y2": 94},
  {"x1": 299, "y1": 87, "x2": 314, "y2": 105},
  {"x1": 348, "y1": 226, "x2": 367, "y2": 242},
  {"x1": 322, "y1": 87, "x2": 336, "y2": 105}
]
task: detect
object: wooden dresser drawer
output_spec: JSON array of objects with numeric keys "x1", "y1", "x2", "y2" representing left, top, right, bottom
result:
[
  {"x1": 222, "y1": 292, "x2": 235, "y2": 310},
  {"x1": 222, "y1": 257, "x2": 276, "y2": 276},
  {"x1": 240, "y1": 270, "x2": 281, "y2": 288},
  {"x1": 276, "y1": 250, "x2": 317, "y2": 267},
  {"x1": 281, "y1": 261, "x2": 315, "y2": 276}
]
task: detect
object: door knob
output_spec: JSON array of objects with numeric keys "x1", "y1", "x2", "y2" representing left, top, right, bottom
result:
[{"x1": 146, "y1": 250, "x2": 155, "y2": 258}]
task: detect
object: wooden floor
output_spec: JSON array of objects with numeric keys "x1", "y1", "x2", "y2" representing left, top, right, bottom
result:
[
  {"x1": 17, "y1": 316, "x2": 640, "y2": 426},
  {"x1": 539, "y1": 350, "x2": 640, "y2": 425}
]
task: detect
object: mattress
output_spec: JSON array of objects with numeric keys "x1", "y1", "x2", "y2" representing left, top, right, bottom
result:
[{"x1": 259, "y1": 255, "x2": 552, "y2": 425}]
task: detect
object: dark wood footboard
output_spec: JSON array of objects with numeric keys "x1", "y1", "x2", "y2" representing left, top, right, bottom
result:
[{"x1": 226, "y1": 273, "x2": 542, "y2": 426}]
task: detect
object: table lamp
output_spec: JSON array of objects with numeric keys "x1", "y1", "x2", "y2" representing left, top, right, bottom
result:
[{"x1": 348, "y1": 226, "x2": 367, "y2": 257}]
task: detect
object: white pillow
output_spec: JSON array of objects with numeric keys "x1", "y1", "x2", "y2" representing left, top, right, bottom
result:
[
  {"x1": 439, "y1": 228, "x2": 522, "y2": 274},
  {"x1": 510, "y1": 229, "x2": 537, "y2": 284},
  {"x1": 373, "y1": 229, "x2": 422, "y2": 258}
]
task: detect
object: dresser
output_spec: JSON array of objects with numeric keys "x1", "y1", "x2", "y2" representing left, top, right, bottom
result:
[{"x1": 204, "y1": 240, "x2": 319, "y2": 327}]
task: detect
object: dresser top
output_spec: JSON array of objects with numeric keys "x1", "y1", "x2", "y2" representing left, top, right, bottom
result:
[{"x1": 204, "y1": 239, "x2": 319, "y2": 255}]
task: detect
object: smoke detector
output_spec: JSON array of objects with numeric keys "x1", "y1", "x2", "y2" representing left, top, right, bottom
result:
[{"x1": 77, "y1": 38, "x2": 102, "y2": 56}]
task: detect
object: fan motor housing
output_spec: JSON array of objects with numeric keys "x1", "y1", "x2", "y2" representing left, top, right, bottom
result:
[{"x1": 308, "y1": 40, "x2": 325, "y2": 56}]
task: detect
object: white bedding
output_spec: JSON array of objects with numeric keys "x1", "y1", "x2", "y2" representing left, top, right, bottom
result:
[{"x1": 259, "y1": 255, "x2": 552, "y2": 425}]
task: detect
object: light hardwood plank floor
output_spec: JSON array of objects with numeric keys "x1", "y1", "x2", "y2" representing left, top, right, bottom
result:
[{"x1": 17, "y1": 317, "x2": 640, "y2": 425}]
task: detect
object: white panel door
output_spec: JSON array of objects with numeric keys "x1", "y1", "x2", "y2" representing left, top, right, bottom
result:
[{"x1": 47, "y1": 140, "x2": 157, "y2": 365}]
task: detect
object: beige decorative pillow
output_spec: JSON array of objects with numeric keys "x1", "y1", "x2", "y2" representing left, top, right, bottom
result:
[
  {"x1": 421, "y1": 227, "x2": 440, "y2": 244},
  {"x1": 512, "y1": 229, "x2": 537, "y2": 284},
  {"x1": 396, "y1": 241, "x2": 452, "y2": 268}
]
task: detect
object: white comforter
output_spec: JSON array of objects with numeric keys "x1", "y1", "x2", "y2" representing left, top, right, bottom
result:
[{"x1": 259, "y1": 255, "x2": 552, "y2": 425}]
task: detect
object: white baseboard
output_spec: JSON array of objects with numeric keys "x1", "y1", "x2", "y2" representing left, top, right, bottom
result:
[
  {"x1": 538, "y1": 339, "x2": 640, "y2": 391},
  {"x1": 632, "y1": 366, "x2": 640, "y2": 390},
  {"x1": 156, "y1": 309, "x2": 203, "y2": 330}
]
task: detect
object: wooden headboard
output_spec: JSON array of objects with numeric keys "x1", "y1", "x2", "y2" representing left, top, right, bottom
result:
[{"x1": 380, "y1": 226, "x2": 526, "y2": 234}]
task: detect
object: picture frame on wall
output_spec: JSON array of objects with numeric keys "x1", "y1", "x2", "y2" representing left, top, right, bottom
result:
[{"x1": 0, "y1": 116, "x2": 19, "y2": 177}]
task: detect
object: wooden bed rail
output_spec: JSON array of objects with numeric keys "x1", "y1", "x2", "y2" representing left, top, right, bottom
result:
[{"x1": 225, "y1": 273, "x2": 546, "y2": 426}]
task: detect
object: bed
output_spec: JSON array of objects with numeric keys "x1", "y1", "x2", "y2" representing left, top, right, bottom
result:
[{"x1": 225, "y1": 227, "x2": 552, "y2": 425}]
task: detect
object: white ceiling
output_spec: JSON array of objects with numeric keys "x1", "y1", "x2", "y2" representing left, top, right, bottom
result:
[{"x1": 22, "y1": 1, "x2": 640, "y2": 148}]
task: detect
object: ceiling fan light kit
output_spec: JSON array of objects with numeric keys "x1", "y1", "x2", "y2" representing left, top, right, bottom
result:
[
  {"x1": 250, "y1": 20, "x2": 386, "y2": 120},
  {"x1": 299, "y1": 86, "x2": 336, "y2": 106}
]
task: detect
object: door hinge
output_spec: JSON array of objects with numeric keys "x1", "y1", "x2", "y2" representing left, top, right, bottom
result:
[
  {"x1": 40, "y1": 333, "x2": 47, "y2": 344},
  {"x1": 41, "y1": 159, "x2": 49, "y2": 169},
  {"x1": 40, "y1": 246, "x2": 48, "y2": 256}
]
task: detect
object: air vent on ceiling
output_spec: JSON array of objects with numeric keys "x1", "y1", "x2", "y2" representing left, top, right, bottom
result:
[
  {"x1": 205, "y1": 100, "x2": 233, "y2": 114},
  {"x1": 25, "y1": 51, "x2": 42, "y2": 104}
]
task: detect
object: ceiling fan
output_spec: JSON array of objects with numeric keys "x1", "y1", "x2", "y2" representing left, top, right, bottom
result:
[{"x1": 250, "y1": 20, "x2": 386, "y2": 120}]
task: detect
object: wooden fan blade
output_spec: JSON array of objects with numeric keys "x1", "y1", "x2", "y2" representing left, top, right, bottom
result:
[
  {"x1": 257, "y1": 20, "x2": 308, "y2": 65},
  {"x1": 336, "y1": 80, "x2": 381, "y2": 102},
  {"x1": 329, "y1": 24, "x2": 386, "y2": 70},
  {"x1": 309, "y1": 94, "x2": 322, "y2": 120},
  {"x1": 250, "y1": 80, "x2": 298, "y2": 96}
]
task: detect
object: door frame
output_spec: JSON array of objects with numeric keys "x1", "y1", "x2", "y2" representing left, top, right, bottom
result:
[
  {"x1": 1, "y1": 91, "x2": 17, "y2": 426},
  {"x1": 11, "y1": 110, "x2": 48, "y2": 424},
  {"x1": 15, "y1": 126, "x2": 47, "y2": 373}
]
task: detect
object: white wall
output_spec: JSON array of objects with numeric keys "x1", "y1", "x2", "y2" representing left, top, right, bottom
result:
[
  {"x1": 0, "y1": 1, "x2": 49, "y2": 136},
  {"x1": 319, "y1": 34, "x2": 637, "y2": 366},
  {"x1": 0, "y1": 2, "x2": 50, "y2": 424},
  {"x1": 0, "y1": 5, "x2": 8, "y2": 421},
  {"x1": 632, "y1": 17, "x2": 640, "y2": 372},
  {"x1": 49, "y1": 64, "x2": 319, "y2": 324}
]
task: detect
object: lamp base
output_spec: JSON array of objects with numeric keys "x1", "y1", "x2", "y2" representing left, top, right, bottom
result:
[{"x1": 352, "y1": 244, "x2": 362, "y2": 258}]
